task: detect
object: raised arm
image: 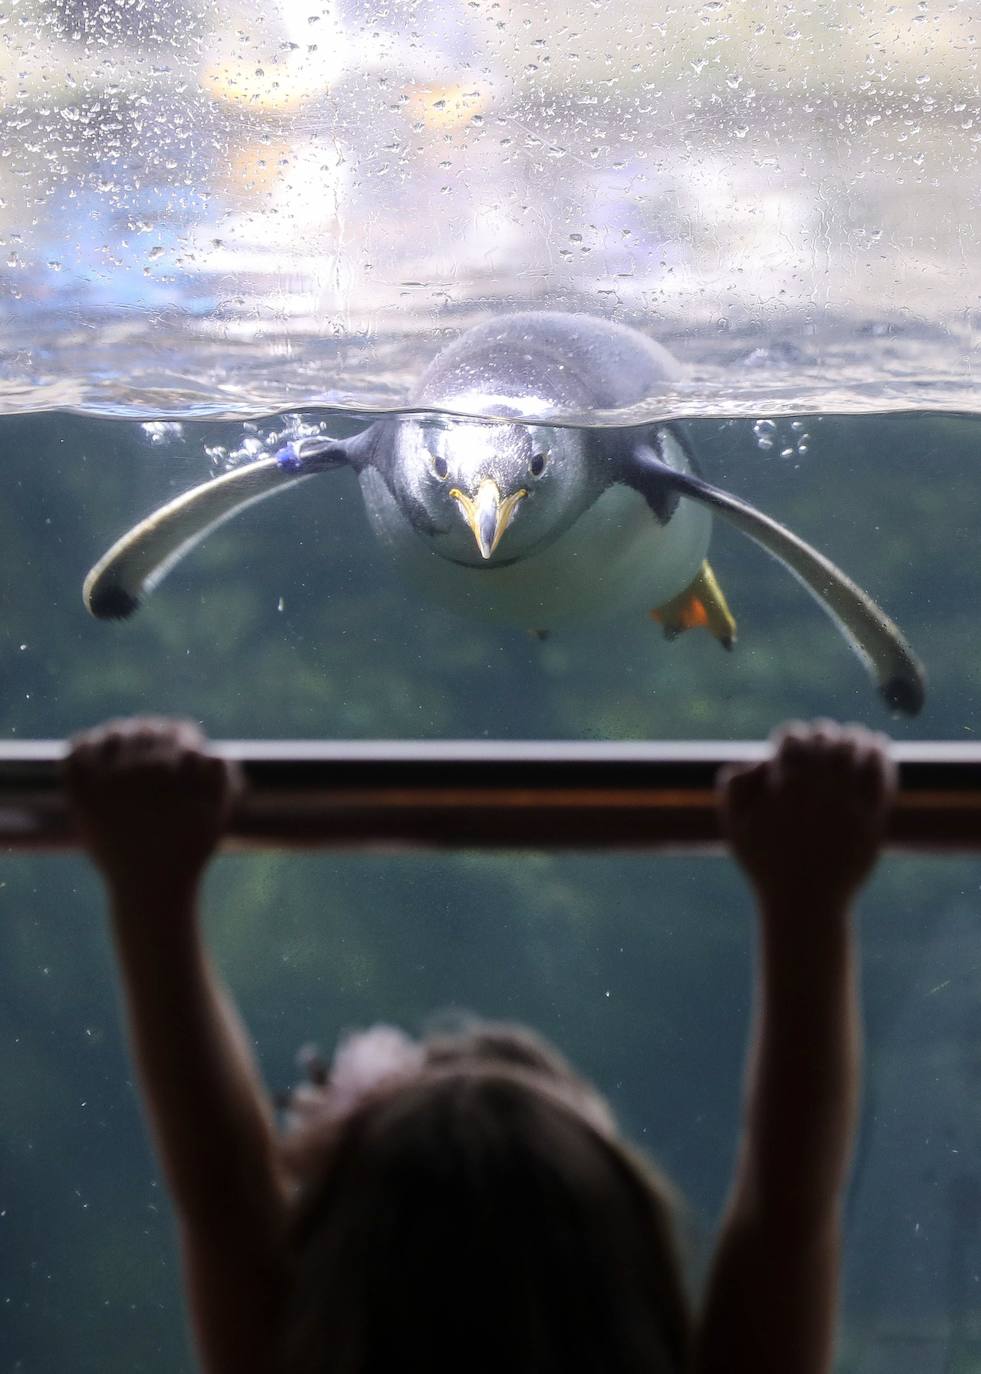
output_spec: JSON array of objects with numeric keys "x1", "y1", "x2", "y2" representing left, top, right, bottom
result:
[
  {"x1": 695, "y1": 722, "x2": 895, "y2": 1374},
  {"x1": 65, "y1": 719, "x2": 290, "y2": 1374}
]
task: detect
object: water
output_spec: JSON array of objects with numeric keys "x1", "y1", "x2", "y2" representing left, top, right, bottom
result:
[
  {"x1": 3, "y1": 403, "x2": 980, "y2": 1371},
  {"x1": 8, "y1": 844, "x2": 981, "y2": 1374},
  {"x1": 1, "y1": 406, "x2": 977, "y2": 740},
  {"x1": 3, "y1": 306, "x2": 979, "y2": 422}
]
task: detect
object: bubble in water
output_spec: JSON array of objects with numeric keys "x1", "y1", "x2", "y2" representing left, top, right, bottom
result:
[
  {"x1": 141, "y1": 421, "x2": 184, "y2": 447},
  {"x1": 752, "y1": 418, "x2": 777, "y2": 451},
  {"x1": 228, "y1": 436, "x2": 266, "y2": 464},
  {"x1": 216, "y1": 413, "x2": 329, "y2": 471}
]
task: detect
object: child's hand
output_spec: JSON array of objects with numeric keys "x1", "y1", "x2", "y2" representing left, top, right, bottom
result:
[
  {"x1": 65, "y1": 717, "x2": 241, "y2": 898},
  {"x1": 718, "y1": 720, "x2": 896, "y2": 909}
]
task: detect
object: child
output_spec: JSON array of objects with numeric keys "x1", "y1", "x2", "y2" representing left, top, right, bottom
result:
[{"x1": 65, "y1": 716, "x2": 895, "y2": 1374}]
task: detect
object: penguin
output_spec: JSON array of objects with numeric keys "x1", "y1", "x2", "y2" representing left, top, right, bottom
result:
[{"x1": 83, "y1": 311, "x2": 925, "y2": 716}]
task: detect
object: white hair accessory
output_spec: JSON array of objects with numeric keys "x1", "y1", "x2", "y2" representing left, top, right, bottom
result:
[
  {"x1": 328, "y1": 1024, "x2": 426, "y2": 1116},
  {"x1": 283, "y1": 1024, "x2": 425, "y2": 1135}
]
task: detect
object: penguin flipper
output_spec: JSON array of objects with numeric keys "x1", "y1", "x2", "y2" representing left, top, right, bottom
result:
[
  {"x1": 83, "y1": 438, "x2": 351, "y2": 620},
  {"x1": 627, "y1": 436, "x2": 925, "y2": 716},
  {"x1": 652, "y1": 561, "x2": 736, "y2": 649}
]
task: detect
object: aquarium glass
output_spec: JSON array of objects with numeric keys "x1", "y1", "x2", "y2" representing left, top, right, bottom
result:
[
  {"x1": 6, "y1": 849, "x2": 981, "y2": 1374},
  {"x1": 3, "y1": 1, "x2": 981, "y2": 1372}
]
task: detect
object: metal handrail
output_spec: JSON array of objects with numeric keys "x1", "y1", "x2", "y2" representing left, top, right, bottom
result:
[{"x1": 2, "y1": 740, "x2": 980, "y2": 851}]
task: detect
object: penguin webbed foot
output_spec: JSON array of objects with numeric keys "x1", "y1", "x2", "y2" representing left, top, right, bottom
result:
[{"x1": 652, "y1": 561, "x2": 737, "y2": 651}]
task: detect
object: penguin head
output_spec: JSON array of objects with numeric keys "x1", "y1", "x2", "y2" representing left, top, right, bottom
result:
[{"x1": 386, "y1": 416, "x2": 595, "y2": 568}]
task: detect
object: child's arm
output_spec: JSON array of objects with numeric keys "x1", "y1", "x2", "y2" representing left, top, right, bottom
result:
[
  {"x1": 694, "y1": 721, "x2": 895, "y2": 1374},
  {"x1": 66, "y1": 719, "x2": 289, "y2": 1374}
]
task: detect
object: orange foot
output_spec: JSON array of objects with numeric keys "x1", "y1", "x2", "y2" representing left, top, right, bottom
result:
[{"x1": 652, "y1": 561, "x2": 737, "y2": 650}]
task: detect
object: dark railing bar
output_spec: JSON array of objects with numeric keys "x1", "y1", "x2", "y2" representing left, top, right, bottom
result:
[{"x1": 2, "y1": 741, "x2": 980, "y2": 851}]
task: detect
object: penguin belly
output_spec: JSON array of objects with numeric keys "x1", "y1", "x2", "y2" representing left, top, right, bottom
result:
[{"x1": 359, "y1": 468, "x2": 711, "y2": 627}]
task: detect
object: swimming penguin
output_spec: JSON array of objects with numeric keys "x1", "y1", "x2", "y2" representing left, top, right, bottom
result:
[{"x1": 83, "y1": 311, "x2": 925, "y2": 716}]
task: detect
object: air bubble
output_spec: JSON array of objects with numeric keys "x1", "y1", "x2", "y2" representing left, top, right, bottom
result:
[
  {"x1": 753, "y1": 418, "x2": 777, "y2": 451},
  {"x1": 214, "y1": 414, "x2": 328, "y2": 472},
  {"x1": 141, "y1": 421, "x2": 184, "y2": 447}
]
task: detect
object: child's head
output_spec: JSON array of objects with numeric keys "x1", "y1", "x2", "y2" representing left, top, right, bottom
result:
[{"x1": 281, "y1": 1020, "x2": 690, "y2": 1374}]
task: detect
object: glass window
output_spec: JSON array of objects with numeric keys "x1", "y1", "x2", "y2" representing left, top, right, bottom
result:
[
  {"x1": 6, "y1": 849, "x2": 981, "y2": 1372},
  {"x1": 2, "y1": 1, "x2": 980, "y2": 1370}
]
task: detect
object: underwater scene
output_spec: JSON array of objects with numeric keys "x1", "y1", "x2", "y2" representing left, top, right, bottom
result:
[
  {"x1": 4, "y1": 0, "x2": 981, "y2": 1368},
  {"x1": 7, "y1": 403, "x2": 981, "y2": 741}
]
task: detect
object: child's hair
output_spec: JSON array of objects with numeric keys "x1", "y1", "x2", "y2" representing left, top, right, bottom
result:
[{"x1": 280, "y1": 1019, "x2": 691, "y2": 1374}]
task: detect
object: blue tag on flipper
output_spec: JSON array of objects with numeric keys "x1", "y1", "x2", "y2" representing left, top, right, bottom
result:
[
  {"x1": 274, "y1": 442, "x2": 305, "y2": 473},
  {"x1": 275, "y1": 438, "x2": 347, "y2": 473}
]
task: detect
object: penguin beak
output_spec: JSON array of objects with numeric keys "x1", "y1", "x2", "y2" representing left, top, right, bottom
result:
[{"x1": 449, "y1": 478, "x2": 527, "y2": 560}]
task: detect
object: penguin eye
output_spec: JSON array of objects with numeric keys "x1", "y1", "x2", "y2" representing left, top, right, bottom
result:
[
  {"x1": 529, "y1": 451, "x2": 548, "y2": 478},
  {"x1": 432, "y1": 455, "x2": 449, "y2": 481}
]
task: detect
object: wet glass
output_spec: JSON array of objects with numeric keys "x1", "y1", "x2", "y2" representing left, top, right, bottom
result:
[
  {"x1": 0, "y1": 0, "x2": 978, "y2": 418},
  {"x1": 2, "y1": 1, "x2": 981, "y2": 1371}
]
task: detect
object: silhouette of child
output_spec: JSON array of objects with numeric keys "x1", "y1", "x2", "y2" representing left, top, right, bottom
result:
[{"x1": 65, "y1": 717, "x2": 895, "y2": 1374}]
